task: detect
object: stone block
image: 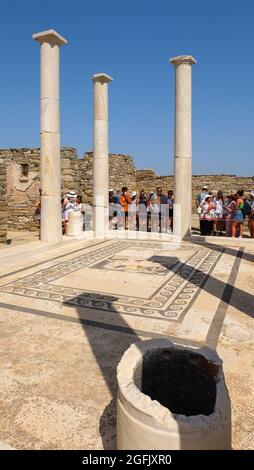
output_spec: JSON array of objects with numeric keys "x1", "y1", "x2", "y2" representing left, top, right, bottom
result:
[
  {"x1": 62, "y1": 175, "x2": 74, "y2": 182},
  {"x1": 61, "y1": 159, "x2": 71, "y2": 169}
]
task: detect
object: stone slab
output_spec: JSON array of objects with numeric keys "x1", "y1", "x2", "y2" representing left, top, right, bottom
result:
[{"x1": 0, "y1": 237, "x2": 253, "y2": 449}]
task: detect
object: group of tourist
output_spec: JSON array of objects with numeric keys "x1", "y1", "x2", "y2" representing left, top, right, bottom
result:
[
  {"x1": 57, "y1": 187, "x2": 174, "y2": 234},
  {"x1": 196, "y1": 185, "x2": 254, "y2": 238},
  {"x1": 109, "y1": 186, "x2": 174, "y2": 232},
  {"x1": 34, "y1": 185, "x2": 254, "y2": 238}
]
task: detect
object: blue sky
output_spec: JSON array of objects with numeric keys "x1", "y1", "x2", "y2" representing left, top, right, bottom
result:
[{"x1": 0, "y1": 0, "x2": 253, "y2": 175}]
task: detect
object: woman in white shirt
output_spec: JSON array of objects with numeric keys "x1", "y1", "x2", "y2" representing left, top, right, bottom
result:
[
  {"x1": 213, "y1": 191, "x2": 224, "y2": 236},
  {"x1": 62, "y1": 192, "x2": 78, "y2": 233}
]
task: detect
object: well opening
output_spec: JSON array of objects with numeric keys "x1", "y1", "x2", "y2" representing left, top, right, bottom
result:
[{"x1": 134, "y1": 348, "x2": 217, "y2": 416}]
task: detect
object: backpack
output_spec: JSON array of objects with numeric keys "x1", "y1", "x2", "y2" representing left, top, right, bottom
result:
[
  {"x1": 139, "y1": 195, "x2": 147, "y2": 206},
  {"x1": 241, "y1": 201, "x2": 251, "y2": 218}
]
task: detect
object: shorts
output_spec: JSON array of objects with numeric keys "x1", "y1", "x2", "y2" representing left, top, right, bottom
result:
[
  {"x1": 169, "y1": 208, "x2": 173, "y2": 217},
  {"x1": 234, "y1": 210, "x2": 244, "y2": 223}
]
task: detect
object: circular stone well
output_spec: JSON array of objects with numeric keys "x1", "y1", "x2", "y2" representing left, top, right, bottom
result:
[{"x1": 117, "y1": 339, "x2": 231, "y2": 450}]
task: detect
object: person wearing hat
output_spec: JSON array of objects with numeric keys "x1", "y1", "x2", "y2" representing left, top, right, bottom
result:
[
  {"x1": 62, "y1": 191, "x2": 78, "y2": 232},
  {"x1": 248, "y1": 191, "x2": 254, "y2": 238},
  {"x1": 196, "y1": 185, "x2": 209, "y2": 208},
  {"x1": 212, "y1": 190, "x2": 224, "y2": 236},
  {"x1": 128, "y1": 191, "x2": 138, "y2": 230},
  {"x1": 67, "y1": 191, "x2": 77, "y2": 203},
  {"x1": 199, "y1": 194, "x2": 216, "y2": 236}
]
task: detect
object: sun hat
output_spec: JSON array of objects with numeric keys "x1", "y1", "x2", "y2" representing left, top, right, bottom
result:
[
  {"x1": 132, "y1": 191, "x2": 137, "y2": 196},
  {"x1": 203, "y1": 185, "x2": 208, "y2": 190},
  {"x1": 109, "y1": 188, "x2": 114, "y2": 192},
  {"x1": 67, "y1": 191, "x2": 77, "y2": 198}
]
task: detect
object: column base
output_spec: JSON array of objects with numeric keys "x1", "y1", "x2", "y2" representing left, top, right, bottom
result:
[{"x1": 40, "y1": 195, "x2": 62, "y2": 243}]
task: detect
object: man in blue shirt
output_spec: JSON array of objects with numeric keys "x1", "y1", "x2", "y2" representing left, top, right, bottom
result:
[{"x1": 197, "y1": 185, "x2": 208, "y2": 207}]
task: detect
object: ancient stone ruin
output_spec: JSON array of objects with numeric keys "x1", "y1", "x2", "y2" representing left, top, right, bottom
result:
[{"x1": 0, "y1": 146, "x2": 253, "y2": 237}]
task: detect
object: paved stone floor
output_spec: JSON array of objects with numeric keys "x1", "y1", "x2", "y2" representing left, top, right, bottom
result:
[
  {"x1": 0, "y1": 237, "x2": 253, "y2": 449},
  {"x1": 0, "y1": 231, "x2": 39, "y2": 249},
  {"x1": 0, "y1": 214, "x2": 251, "y2": 251}
]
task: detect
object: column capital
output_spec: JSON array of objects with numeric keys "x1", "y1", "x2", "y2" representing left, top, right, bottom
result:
[
  {"x1": 32, "y1": 29, "x2": 67, "y2": 46},
  {"x1": 170, "y1": 55, "x2": 197, "y2": 66},
  {"x1": 92, "y1": 73, "x2": 113, "y2": 84}
]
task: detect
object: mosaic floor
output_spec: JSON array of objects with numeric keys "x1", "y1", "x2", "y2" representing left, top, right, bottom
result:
[{"x1": 0, "y1": 240, "x2": 228, "y2": 340}]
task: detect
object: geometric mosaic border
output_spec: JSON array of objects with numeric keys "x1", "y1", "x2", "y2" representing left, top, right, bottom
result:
[{"x1": 0, "y1": 241, "x2": 224, "y2": 322}]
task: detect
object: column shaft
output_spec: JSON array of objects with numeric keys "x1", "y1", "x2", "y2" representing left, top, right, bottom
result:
[
  {"x1": 92, "y1": 74, "x2": 113, "y2": 236},
  {"x1": 40, "y1": 42, "x2": 61, "y2": 242},
  {"x1": 170, "y1": 56, "x2": 196, "y2": 238},
  {"x1": 33, "y1": 30, "x2": 67, "y2": 243}
]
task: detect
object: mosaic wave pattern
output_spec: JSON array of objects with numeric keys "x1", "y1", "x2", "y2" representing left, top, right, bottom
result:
[{"x1": 0, "y1": 241, "x2": 223, "y2": 322}]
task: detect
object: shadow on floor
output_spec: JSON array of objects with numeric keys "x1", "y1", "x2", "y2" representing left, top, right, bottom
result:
[
  {"x1": 148, "y1": 249, "x2": 253, "y2": 320},
  {"x1": 68, "y1": 292, "x2": 140, "y2": 450},
  {"x1": 68, "y1": 245, "x2": 245, "y2": 449},
  {"x1": 68, "y1": 253, "x2": 182, "y2": 449},
  {"x1": 187, "y1": 236, "x2": 254, "y2": 264},
  {"x1": 148, "y1": 246, "x2": 253, "y2": 351}
]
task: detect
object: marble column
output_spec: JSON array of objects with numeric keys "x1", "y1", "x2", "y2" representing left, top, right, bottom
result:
[
  {"x1": 33, "y1": 29, "x2": 67, "y2": 242},
  {"x1": 92, "y1": 73, "x2": 113, "y2": 236},
  {"x1": 170, "y1": 55, "x2": 196, "y2": 238}
]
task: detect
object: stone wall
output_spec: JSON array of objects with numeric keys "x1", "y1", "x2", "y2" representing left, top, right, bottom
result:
[
  {"x1": 137, "y1": 171, "x2": 254, "y2": 212},
  {"x1": 1, "y1": 147, "x2": 137, "y2": 231},
  {"x1": 136, "y1": 171, "x2": 175, "y2": 195},
  {"x1": 61, "y1": 151, "x2": 136, "y2": 205},
  {"x1": 0, "y1": 156, "x2": 7, "y2": 242},
  {"x1": 1, "y1": 146, "x2": 253, "y2": 232},
  {"x1": 2, "y1": 148, "x2": 41, "y2": 232}
]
